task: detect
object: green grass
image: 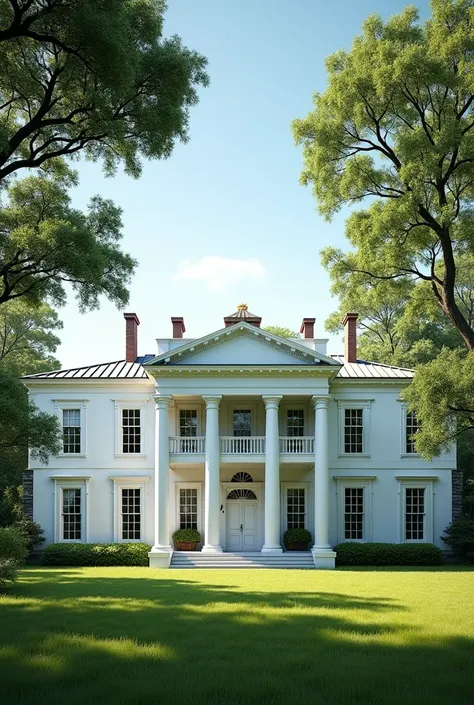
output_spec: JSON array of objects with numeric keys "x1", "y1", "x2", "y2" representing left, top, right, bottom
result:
[{"x1": 1, "y1": 567, "x2": 474, "y2": 705}]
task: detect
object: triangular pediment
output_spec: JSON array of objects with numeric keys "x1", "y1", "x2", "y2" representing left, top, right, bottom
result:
[{"x1": 144, "y1": 322, "x2": 339, "y2": 367}]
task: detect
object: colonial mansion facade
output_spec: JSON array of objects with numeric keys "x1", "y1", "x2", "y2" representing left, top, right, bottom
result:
[{"x1": 23, "y1": 306, "x2": 457, "y2": 569}]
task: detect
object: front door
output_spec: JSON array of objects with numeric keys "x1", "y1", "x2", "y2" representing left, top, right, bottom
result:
[{"x1": 227, "y1": 500, "x2": 258, "y2": 551}]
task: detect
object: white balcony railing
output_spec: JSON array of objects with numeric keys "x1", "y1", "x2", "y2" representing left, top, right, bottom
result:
[
  {"x1": 279, "y1": 437, "x2": 314, "y2": 454},
  {"x1": 169, "y1": 437, "x2": 205, "y2": 454},
  {"x1": 220, "y1": 436, "x2": 265, "y2": 454}
]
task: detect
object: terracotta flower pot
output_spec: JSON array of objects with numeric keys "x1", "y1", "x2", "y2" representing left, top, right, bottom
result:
[
  {"x1": 175, "y1": 542, "x2": 198, "y2": 551},
  {"x1": 285, "y1": 542, "x2": 308, "y2": 551}
]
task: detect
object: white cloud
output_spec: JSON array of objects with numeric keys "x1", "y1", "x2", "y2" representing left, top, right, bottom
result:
[{"x1": 173, "y1": 256, "x2": 266, "y2": 292}]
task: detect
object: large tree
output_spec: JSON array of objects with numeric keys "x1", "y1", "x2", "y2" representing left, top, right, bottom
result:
[
  {"x1": 0, "y1": 0, "x2": 208, "y2": 184},
  {"x1": 293, "y1": 0, "x2": 474, "y2": 455}
]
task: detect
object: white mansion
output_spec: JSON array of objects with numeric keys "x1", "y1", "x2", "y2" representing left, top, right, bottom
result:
[{"x1": 23, "y1": 305, "x2": 457, "y2": 569}]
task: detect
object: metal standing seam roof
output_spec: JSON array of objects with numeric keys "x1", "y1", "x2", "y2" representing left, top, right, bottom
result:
[
  {"x1": 22, "y1": 360, "x2": 150, "y2": 380},
  {"x1": 331, "y1": 355, "x2": 413, "y2": 379},
  {"x1": 22, "y1": 355, "x2": 414, "y2": 380}
]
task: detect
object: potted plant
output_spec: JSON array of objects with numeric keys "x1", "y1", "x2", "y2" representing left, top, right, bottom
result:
[
  {"x1": 172, "y1": 528, "x2": 201, "y2": 551},
  {"x1": 283, "y1": 528, "x2": 312, "y2": 551}
]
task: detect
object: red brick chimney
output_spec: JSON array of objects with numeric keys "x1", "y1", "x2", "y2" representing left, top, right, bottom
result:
[
  {"x1": 300, "y1": 317, "x2": 316, "y2": 339},
  {"x1": 171, "y1": 317, "x2": 186, "y2": 338},
  {"x1": 124, "y1": 313, "x2": 140, "y2": 362},
  {"x1": 343, "y1": 313, "x2": 358, "y2": 363}
]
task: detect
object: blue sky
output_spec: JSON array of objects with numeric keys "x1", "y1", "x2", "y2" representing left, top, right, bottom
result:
[{"x1": 58, "y1": 0, "x2": 430, "y2": 368}]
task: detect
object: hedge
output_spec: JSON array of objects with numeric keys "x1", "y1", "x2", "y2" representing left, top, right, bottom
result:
[
  {"x1": 42, "y1": 542, "x2": 151, "y2": 566},
  {"x1": 334, "y1": 542, "x2": 442, "y2": 566}
]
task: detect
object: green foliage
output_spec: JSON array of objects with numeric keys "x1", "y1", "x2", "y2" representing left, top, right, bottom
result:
[
  {"x1": 0, "y1": 557, "x2": 19, "y2": 586},
  {"x1": 0, "y1": 525, "x2": 28, "y2": 563},
  {"x1": 402, "y1": 348, "x2": 474, "y2": 456},
  {"x1": 263, "y1": 326, "x2": 300, "y2": 339},
  {"x1": 0, "y1": 0, "x2": 209, "y2": 184},
  {"x1": 441, "y1": 516, "x2": 474, "y2": 562},
  {"x1": 0, "y1": 484, "x2": 22, "y2": 525},
  {"x1": 283, "y1": 528, "x2": 312, "y2": 545},
  {"x1": 294, "y1": 1, "x2": 474, "y2": 352},
  {"x1": 42, "y1": 543, "x2": 151, "y2": 566},
  {"x1": 172, "y1": 529, "x2": 200, "y2": 543},
  {"x1": 334, "y1": 542, "x2": 442, "y2": 566},
  {"x1": 0, "y1": 169, "x2": 136, "y2": 310},
  {"x1": 13, "y1": 518, "x2": 44, "y2": 553}
]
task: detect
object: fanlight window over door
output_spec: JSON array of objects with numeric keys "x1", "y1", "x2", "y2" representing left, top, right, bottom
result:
[
  {"x1": 227, "y1": 489, "x2": 257, "y2": 501},
  {"x1": 231, "y1": 472, "x2": 253, "y2": 483}
]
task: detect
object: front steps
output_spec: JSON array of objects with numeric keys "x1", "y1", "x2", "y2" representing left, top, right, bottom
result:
[{"x1": 170, "y1": 551, "x2": 315, "y2": 569}]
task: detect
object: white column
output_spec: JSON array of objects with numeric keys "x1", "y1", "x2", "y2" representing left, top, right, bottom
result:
[
  {"x1": 312, "y1": 395, "x2": 336, "y2": 569},
  {"x1": 262, "y1": 395, "x2": 283, "y2": 554},
  {"x1": 149, "y1": 395, "x2": 173, "y2": 568},
  {"x1": 202, "y1": 395, "x2": 223, "y2": 553}
]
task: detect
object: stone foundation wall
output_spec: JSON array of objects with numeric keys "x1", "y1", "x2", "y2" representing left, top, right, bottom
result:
[
  {"x1": 23, "y1": 469, "x2": 33, "y2": 519},
  {"x1": 452, "y1": 469, "x2": 463, "y2": 520}
]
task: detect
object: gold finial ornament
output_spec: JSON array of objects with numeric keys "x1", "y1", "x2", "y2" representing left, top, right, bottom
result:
[{"x1": 237, "y1": 303, "x2": 248, "y2": 311}]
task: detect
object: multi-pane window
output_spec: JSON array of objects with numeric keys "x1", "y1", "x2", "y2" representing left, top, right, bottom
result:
[
  {"x1": 405, "y1": 411, "x2": 420, "y2": 454},
  {"x1": 122, "y1": 409, "x2": 141, "y2": 453},
  {"x1": 287, "y1": 410, "x2": 304, "y2": 437},
  {"x1": 179, "y1": 488, "x2": 198, "y2": 529},
  {"x1": 62, "y1": 488, "x2": 81, "y2": 540},
  {"x1": 287, "y1": 488, "x2": 305, "y2": 529},
  {"x1": 62, "y1": 409, "x2": 81, "y2": 454},
  {"x1": 180, "y1": 410, "x2": 197, "y2": 437},
  {"x1": 233, "y1": 410, "x2": 252, "y2": 436},
  {"x1": 344, "y1": 488, "x2": 364, "y2": 540},
  {"x1": 405, "y1": 488, "x2": 425, "y2": 540},
  {"x1": 344, "y1": 409, "x2": 363, "y2": 453},
  {"x1": 121, "y1": 488, "x2": 141, "y2": 540}
]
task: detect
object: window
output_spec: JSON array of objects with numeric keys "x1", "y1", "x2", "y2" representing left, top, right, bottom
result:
[
  {"x1": 122, "y1": 409, "x2": 141, "y2": 453},
  {"x1": 233, "y1": 410, "x2": 252, "y2": 437},
  {"x1": 180, "y1": 409, "x2": 197, "y2": 437},
  {"x1": 405, "y1": 488, "x2": 425, "y2": 540},
  {"x1": 62, "y1": 409, "x2": 81, "y2": 454},
  {"x1": 121, "y1": 488, "x2": 141, "y2": 540},
  {"x1": 287, "y1": 488, "x2": 305, "y2": 529},
  {"x1": 344, "y1": 409, "x2": 363, "y2": 453},
  {"x1": 62, "y1": 488, "x2": 81, "y2": 540},
  {"x1": 179, "y1": 488, "x2": 198, "y2": 529},
  {"x1": 344, "y1": 488, "x2": 364, "y2": 540},
  {"x1": 405, "y1": 411, "x2": 420, "y2": 454},
  {"x1": 287, "y1": 410, "x2": 304, "y2": 437}
]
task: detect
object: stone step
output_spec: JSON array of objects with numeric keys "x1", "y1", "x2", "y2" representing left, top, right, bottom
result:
[{"x1": 170, "y1": 551, "x2": 315, "y2": 569}]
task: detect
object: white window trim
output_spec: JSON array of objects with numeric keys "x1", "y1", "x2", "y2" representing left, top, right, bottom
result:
[
  {"x1": 51, "y1": 476, "x2": 90, "y2": 543},
  {"x1": 109, "y1": 476, "x2": 150, "y2": 542},
  {"x1": 397, "y1": 478, "x2": 437, "y2": 543},
  {"x1": 229, "y1": 403, "x2": 257, "y2": 436},
  {"x1": 113, "y1": 399, "x2": 149, "y2": 458},
  {"x1": 280, "y1": 482, "x2": 310, "y2": 533},
  {"x1": 280, "y1": 403, "x2": 308, "y2": 436},
  {"x1": 400, "y1": 403, "x2": 420, "y2": 457},
  {"x1": 176, "y1": 404, "x2": 202, "y2": 437},
  {"x1": 54, "y1": 400, "x2": 88, "y2": 457},
  {"x1": 175, "y1": 482, "x2": 203, "y2": 534},
  {"x1": 335, "y1": 477, "x2": 375, "y2": 543},
  {"x1": 336, "y1": 399, "x2": 373, "y2": 458}
]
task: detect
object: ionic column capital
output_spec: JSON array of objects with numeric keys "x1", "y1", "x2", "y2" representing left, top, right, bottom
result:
[
  {"x1": 202, "y1": 395, "x2": 222, "y2": 410},
  {"x1": 312, "y1": 395, "x2": 331, "y2": 410},
  {"x1": 154, "y1": 395, "x2": 172, "y2": 410},
  {"x1": 262, "y1": 395, "x2": 283, "y2": 410}
]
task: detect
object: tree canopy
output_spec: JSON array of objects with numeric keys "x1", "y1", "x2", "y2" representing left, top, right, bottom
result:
[
  {"x1": 0, "y1": 167, "x2": 136, "y2": 309},
  {"x1": 0, "y1": 0, "x2": 208, "y2": 183},
  {"x1": 263, "y1": 326, "x2": 299, "y2": 339}
]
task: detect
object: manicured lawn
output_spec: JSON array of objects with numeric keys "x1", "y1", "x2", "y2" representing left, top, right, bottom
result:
[{"x1": 1, "y1": 567, "x2": 474, "y2": 705}]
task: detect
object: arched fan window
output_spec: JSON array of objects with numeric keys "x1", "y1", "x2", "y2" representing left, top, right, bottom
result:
[
  {"x1": 231, "y1": 472, "x2": 253, "y2": 483},
  {"x1": 227, "y1": 489, "x2": 257, "y2": 501}
]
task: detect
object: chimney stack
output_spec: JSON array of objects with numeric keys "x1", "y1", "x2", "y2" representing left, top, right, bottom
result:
[
  {"x1": 300, "y1": 317, "x2": 316, "y2": 339},
  {"x1": 171, "y1": 317, "x2": 186, "y2": 338},
  {"x1": 343, "y1": 313, "x2": 358, "y2": 363},
  {"x1": 124, "y1": 313, "x2": 140, "y2": 362}
]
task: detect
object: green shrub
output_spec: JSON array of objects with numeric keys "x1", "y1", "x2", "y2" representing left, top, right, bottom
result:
[
  {"x1": 42, "y1": 543, "x2": 151, "y2": 566},
  {"x1": 13, "y1": 518, "x2": 45, "y2": 553},
  {"x1": 334, "y1": 542, "x2": 442, "y2": 566},
  {"x1": 0, "y1": 526, "x2": 28, "y2": 587},
  {"x1": 172, "y1": 529, "x2": 201, "y2": 543},
  {"x1": 283, "y1": 528, "x2": 312, "y2": 546},
  {"x1": 0, "y1": 558, "x2": 20, "y2": 587},
  {"x1": 441, "y1": 516, "x2": 474, "y2": 562}
]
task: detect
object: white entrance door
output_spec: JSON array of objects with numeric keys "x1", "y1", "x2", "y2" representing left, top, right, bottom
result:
[{"x1": 227, "y1": 501, "x2": 258, "y2": 551}]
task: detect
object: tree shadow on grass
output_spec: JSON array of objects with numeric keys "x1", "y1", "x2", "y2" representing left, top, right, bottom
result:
[{"x1": 0, "y1": 569, "x2": 473, "y2": 705}]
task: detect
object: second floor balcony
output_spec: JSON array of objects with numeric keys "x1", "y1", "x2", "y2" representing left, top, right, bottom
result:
[{"x1": 169, "y1": 436, "x2": 314, "y2": 457}]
